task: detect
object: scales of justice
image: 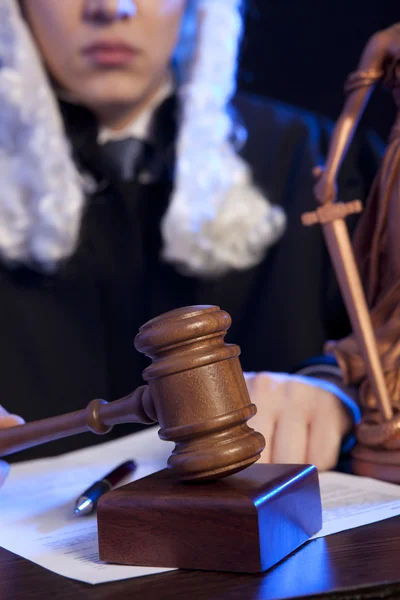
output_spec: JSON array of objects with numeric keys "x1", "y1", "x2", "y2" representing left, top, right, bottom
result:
[{"x1": 1, "y1": 26, "x2": 400, "y2": 574}]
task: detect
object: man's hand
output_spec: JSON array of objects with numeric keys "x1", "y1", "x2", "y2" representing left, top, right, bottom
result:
[
  {"x1": 0, "y1": 406, "x2": 25, "y2": 488},
  {"x1": 245, "y1": 372, "x2": 353, "y2": 470}
]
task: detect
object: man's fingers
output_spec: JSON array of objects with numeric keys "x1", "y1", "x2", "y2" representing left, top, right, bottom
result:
[
  {"x1": 0, "y1": 406, "x2": 25, "y2": 427},
  {"x1": 246, "y1": 375, "x2": 276, "y2": 463},
  {"x1": 246, "y1": 372, "x2": 312, "y2": 465},
  {"x1": 307, "y1": 405, "x2": 343, "y2": 471},
  {"x1": 271, "y1": 412, "x2": 309, "y2": 464},
  {"x1": 253, "y1": 415, "x2": 276, "y2": 464},
  {"x1": 0, "y1": 415, "x2": 25, "y2": 428}
]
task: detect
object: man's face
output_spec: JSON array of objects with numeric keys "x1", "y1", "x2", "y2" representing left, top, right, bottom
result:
[{"x1": 22, "y1": 0, "x2": 188, "y2": 113}]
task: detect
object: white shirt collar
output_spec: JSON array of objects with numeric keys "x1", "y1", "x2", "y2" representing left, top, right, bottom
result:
[{"x1": 97, "y1": 77, "x2": 175, "y2": 145}]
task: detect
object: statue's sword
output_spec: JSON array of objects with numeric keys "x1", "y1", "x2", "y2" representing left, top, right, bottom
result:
[{"x1": 302, "y1": 200, "x2": 393, "y2": 421}]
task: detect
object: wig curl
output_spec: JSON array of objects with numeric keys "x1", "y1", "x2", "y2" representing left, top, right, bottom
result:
[
  {"x1": 0, "y1": 0, "x2": 84, "y2": 270},
  {"x1": 165, "y1": 0, "x2": 286, "y2": 275}
]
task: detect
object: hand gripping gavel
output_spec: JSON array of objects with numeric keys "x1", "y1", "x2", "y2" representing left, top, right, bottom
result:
[{"x1": 0, "y1": 306, "x2": 265, "y2": 481}]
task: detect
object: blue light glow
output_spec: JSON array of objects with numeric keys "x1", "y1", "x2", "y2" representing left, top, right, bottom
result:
[
  {"x1": 75, "y1": 499, "x2": 91, "y2": 513},
  {"x1": 254, "y1": 465, "x2": 316, "y2": 507},
  {"x1": 118, "y1": 0, "x2": 137, "y2": 17}
]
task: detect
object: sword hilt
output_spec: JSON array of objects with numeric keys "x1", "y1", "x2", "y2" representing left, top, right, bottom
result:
[{"x1": 301, "y1": 200, "x2": 363, "y2": 226}]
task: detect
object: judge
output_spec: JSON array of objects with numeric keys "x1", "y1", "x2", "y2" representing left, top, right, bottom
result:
[{"x1": 0, "y1": 0, "x2": 382, "y2": 477}]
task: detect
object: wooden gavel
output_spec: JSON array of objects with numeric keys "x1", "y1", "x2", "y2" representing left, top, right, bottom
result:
[{"x1": 0, "y1": 306, "x2": 265, "y2": 482}]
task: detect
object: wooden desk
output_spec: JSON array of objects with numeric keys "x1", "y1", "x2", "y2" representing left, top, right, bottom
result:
[{"x1": 1, "y1": 515, "x2": 400, "y2": 600}]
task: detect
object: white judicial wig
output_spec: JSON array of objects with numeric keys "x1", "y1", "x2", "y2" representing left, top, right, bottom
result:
[{"x1": 0, "y1": 0, "x2": 285, "y2": 275}]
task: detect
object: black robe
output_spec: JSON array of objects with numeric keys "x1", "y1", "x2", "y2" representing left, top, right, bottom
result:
[{"x1": 0, "y1": 93, "x2": 383, "y2": 460}]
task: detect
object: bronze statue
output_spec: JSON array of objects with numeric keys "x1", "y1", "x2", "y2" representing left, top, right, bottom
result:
[{"x1": 304, "y1": 24, "x2": 400, "y2": 480}]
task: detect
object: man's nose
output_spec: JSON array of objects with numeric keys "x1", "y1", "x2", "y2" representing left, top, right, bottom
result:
[{"x1": 83, "y1": 0, "x2": 137, "y2": 24}]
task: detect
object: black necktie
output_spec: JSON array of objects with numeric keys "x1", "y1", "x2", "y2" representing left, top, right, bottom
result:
[{"x1": 98, "y1": 138, "x2": 154, "y2": 182}]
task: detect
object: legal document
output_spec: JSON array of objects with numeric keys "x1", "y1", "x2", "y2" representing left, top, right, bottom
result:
[{"x1": 1, "y1": 427, "x2": 400, "y2": 584}]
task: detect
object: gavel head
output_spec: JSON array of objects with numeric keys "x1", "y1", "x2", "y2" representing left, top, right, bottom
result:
[{"x1": 134, "y1": 306, "x2": 265, "y2": 482}]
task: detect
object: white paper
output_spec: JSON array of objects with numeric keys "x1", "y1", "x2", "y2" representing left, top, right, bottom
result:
[
  {"x1": 1, "y1": 427, "x2": 400, "y2": 584},
  {"x1": 0, "y1": 427, "x2": 176, "y2": 584},
  {"x1": 312, "y1": 470, "x2": 400, "y2": 538}
]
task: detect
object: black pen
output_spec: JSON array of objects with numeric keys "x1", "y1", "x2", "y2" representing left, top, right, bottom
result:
[{"x1": 74, "y1": 460, "x2": 137, "y2": 516}]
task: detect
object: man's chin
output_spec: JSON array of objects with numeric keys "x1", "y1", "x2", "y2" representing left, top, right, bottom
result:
[
  {"x1": 77, "y1": 79, "x2": 167, "y2": 127},
  {"x1": 78, "y1": 73, "x2": 149, "y2": 105}
]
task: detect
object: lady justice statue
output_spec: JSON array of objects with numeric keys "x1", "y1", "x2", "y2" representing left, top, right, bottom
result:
[{"x1": 303, "y1": 23, "x2": 400, "y2": 481}]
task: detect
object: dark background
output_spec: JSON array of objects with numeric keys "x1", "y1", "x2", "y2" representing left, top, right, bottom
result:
[{"x1": 240, "y1": 0, "x2": 398, "y2": 141}]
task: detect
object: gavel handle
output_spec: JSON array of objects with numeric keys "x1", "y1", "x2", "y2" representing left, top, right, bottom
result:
[{"x1": 0, "y1": 385, "x2": 156, "y2": 457}]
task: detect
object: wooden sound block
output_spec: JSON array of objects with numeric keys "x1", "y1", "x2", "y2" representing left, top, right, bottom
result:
[
  {"x1": 351, "y1": 444, "x2": 400, "y2": 484},
  {"x1": 97, "y1": 463, "x2": 322, "y2": 573}
]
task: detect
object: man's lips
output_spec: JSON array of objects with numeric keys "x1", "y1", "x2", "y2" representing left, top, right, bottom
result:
[{"x1": 82, "y1": 41, "x2": 138, "y2": 66}]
